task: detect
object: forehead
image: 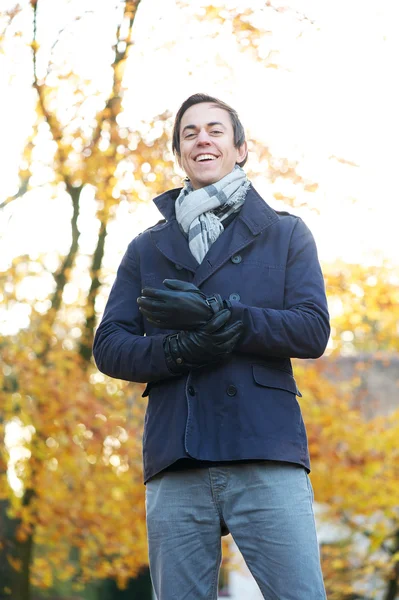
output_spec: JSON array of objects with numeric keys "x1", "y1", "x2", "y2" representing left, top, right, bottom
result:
[{"x1": 180, "y1": 102, "x2": 232, "y2": 131}]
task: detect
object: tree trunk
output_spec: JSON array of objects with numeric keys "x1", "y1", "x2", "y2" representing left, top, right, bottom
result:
[
  {"x1": 0, "y1": 499, "x2": 33, "y2": 600},
  {"x1": 383, "y1": 532, "x2": 399, "y2": 600},
  {"x1": 383, "y1": 564, "x2": 399, "y2": 600},
  {"x1": 0, "y1": 501, "x2": 13, "y2": 600},
  {"x1": 99, "y1": 569, "x2": 153, "y2": 599},
  {"x1": 10, "y1": 533, "x2": 33, "y2": 600}
]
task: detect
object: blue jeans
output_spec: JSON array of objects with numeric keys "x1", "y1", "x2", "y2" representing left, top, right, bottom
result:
[{"x1": 146, "y1": 462, "x2": 327, "y2": 599}]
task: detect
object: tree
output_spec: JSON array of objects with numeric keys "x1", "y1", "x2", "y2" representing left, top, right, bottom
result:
[{"x1": 0, "y1": 1, "x2": 173, "y2": 598}]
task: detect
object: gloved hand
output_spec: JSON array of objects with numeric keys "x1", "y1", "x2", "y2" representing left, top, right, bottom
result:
[
  {"x1": 163, "y1": 309, "x2": 243, "y2": 374},
  {"x1": 138, "y1": 279, "x2": 231, "y2": 330}
]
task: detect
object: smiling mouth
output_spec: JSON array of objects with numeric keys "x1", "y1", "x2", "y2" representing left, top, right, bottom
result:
[{"x1": 194, "y1": 154, "x2": 219, "y2": 162}]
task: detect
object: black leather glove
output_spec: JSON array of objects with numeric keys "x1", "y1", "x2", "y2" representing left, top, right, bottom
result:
[
  {"x1": 163, "y1": 309, "x2": 243, "y2": 374},
  {"x1": 137, "y1": 279, "x2": 231, "y2": 330}
]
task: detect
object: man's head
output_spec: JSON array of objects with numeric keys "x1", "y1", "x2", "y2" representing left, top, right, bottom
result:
[{"x1": 172, "y1": 93, "x2": 248, "y2": 190}]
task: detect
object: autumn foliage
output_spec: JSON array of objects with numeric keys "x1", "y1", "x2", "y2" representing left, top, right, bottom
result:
[{"x1": 296, "y1": 264, "x2": 399, "y2": 600}]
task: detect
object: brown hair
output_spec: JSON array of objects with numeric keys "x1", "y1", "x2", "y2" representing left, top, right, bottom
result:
[{"x1": 172, "y1": 93, "x2": 248, "y2": 167}]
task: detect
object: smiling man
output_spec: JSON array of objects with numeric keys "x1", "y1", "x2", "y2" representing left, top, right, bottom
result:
[{"x1": 93, "y1": 93, "x2": 329, "y2": 599}]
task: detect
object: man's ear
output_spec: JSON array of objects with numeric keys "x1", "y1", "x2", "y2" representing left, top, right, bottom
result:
[
  {"x1": 236, "y1": 141, "x2": 248, "y2": 164},
  {"x1": 176, "y1": 153, "x2": 182, "y2": 168}
]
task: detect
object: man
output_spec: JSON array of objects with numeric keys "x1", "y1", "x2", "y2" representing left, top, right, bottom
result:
[{"x1": 93, "y1": 93, "x2": 330, "y2": 599}]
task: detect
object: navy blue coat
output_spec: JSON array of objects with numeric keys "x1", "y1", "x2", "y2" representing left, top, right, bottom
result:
[{"x1": 93, "y1": 185, "x2": 330, "y2": 482}]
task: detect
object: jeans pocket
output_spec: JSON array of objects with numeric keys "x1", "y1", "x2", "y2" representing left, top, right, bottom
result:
[{"x1": 305, "y1": 472, "x2": 315, "y2": 504}]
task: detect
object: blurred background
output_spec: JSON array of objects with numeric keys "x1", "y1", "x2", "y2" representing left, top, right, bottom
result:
[{"x1": 1, "y1": 1, "x2": 398, "y2": 599}]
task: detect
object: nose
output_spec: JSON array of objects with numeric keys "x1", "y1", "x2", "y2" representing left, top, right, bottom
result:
[{"x1": 196, "y1": 128, "x2": 211, "y2": 145}]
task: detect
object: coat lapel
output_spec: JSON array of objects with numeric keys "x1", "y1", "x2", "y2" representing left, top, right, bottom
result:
[
  {"x1": 193, "y1": 186, "x2": 279, "y2": 287},
  {"x1": 150, "y1": 220, "x2": 198, "y2": 273}
]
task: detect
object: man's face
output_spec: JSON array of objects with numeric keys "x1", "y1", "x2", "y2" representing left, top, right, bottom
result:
[{"x1": 178, "y1": 102, "x2": 247, "y2": 190}]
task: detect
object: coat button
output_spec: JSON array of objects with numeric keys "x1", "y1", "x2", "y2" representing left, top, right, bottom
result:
[
  {"x1": 229, "y1": 293, "x2": 240, "y2": 302},
  {"x1": 231, "y1": 255, "x2": 242, "y2": 264},
  {"x1": 188, "y1": 386, "x2": 195, "y2": 396},
  {"x1": 175, "y1": 264, "x2": 183, "y2": 270},
  {"x1": 226, "y1": 385, "x2": 237, "y2": 397}
]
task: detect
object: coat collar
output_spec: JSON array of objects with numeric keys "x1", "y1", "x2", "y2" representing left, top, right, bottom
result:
[
  {"x1": 151, "y1": 184, "x2": 280, "y2": 284},
  {"x1": 152, "y1": 184, "x2": 278, "y2": 234},
  {"x1": 153, "y1": 187, "x2": 181, "y2": 221}
]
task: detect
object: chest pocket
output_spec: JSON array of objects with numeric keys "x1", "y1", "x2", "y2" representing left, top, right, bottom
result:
[{"x1": 218, "y1": 261, "x2": 286, "y2": 309}]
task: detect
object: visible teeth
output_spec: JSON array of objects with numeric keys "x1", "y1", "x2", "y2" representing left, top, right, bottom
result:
[{"x1": 196, "y1": 154, "x2": 217, "y2": 162}]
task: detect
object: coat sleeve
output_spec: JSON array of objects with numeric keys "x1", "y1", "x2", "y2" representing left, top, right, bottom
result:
[
  {"x1": 230, "y1": 217, "x2": 330, "y2": 359},
  {"x1": 92, "y1": 238, "x2": 173, "y2": 383}
]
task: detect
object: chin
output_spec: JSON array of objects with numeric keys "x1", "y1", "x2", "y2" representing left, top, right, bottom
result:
[{"x1": 197, "y1": 174, "x2": 220, "y2": 187}]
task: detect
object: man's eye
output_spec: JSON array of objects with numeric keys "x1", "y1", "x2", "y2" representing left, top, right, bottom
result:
[
  {"x1": 211, "y1": 130, "x2": 222, "y2": 134},
  {"x1": 185, "y1": 133, "x2": 196, "y2": 139}
]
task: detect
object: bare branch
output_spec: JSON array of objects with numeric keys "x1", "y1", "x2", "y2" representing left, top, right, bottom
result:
[
  {"x1": 45, "y1": 11, "x2": 95, "y2": 79},
  {"x1": 48, "y1": 183, "x2": 82, "y2": 317},
  {"x1": 88, "y1": 0, "x2": 142, "y2": 152},
  {"x1": 79, "y1": 220, "x2": 108, "y2": 362},
  {"x1": 31, "y1": 0, "x2": 37, "y2": 81},
  {"x1": 264, "y1": 1, "x2": 316, "y2": 25},
  {"x1": 30, "y1": 1, "x2": 74, "y2": 188},
  {"x1": 0, "y1": 177, "x2": 29, "y2": 211}
]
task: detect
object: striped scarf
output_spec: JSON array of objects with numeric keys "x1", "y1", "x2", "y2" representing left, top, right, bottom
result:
[{"x1": 175, "y1": 165, "x2": 250, "y2": 264}]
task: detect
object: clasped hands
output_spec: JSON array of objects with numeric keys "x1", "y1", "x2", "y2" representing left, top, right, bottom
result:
[{"x1": 137, "y1": 279, "x2": 243, "y2": 373}]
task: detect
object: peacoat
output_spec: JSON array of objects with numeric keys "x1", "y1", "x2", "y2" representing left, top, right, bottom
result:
[{"x1": 93, "y1": 185, "x2": 330, "y2": 482}]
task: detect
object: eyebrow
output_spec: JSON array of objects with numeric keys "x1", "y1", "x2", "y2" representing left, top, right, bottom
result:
[{"x1": 181, "y1": 121, "x2": 226, "y2": 134}]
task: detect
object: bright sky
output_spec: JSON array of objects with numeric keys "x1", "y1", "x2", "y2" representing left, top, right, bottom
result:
[{"x1": 1, "y1": 0, "x2": 399, "y2": 278}]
